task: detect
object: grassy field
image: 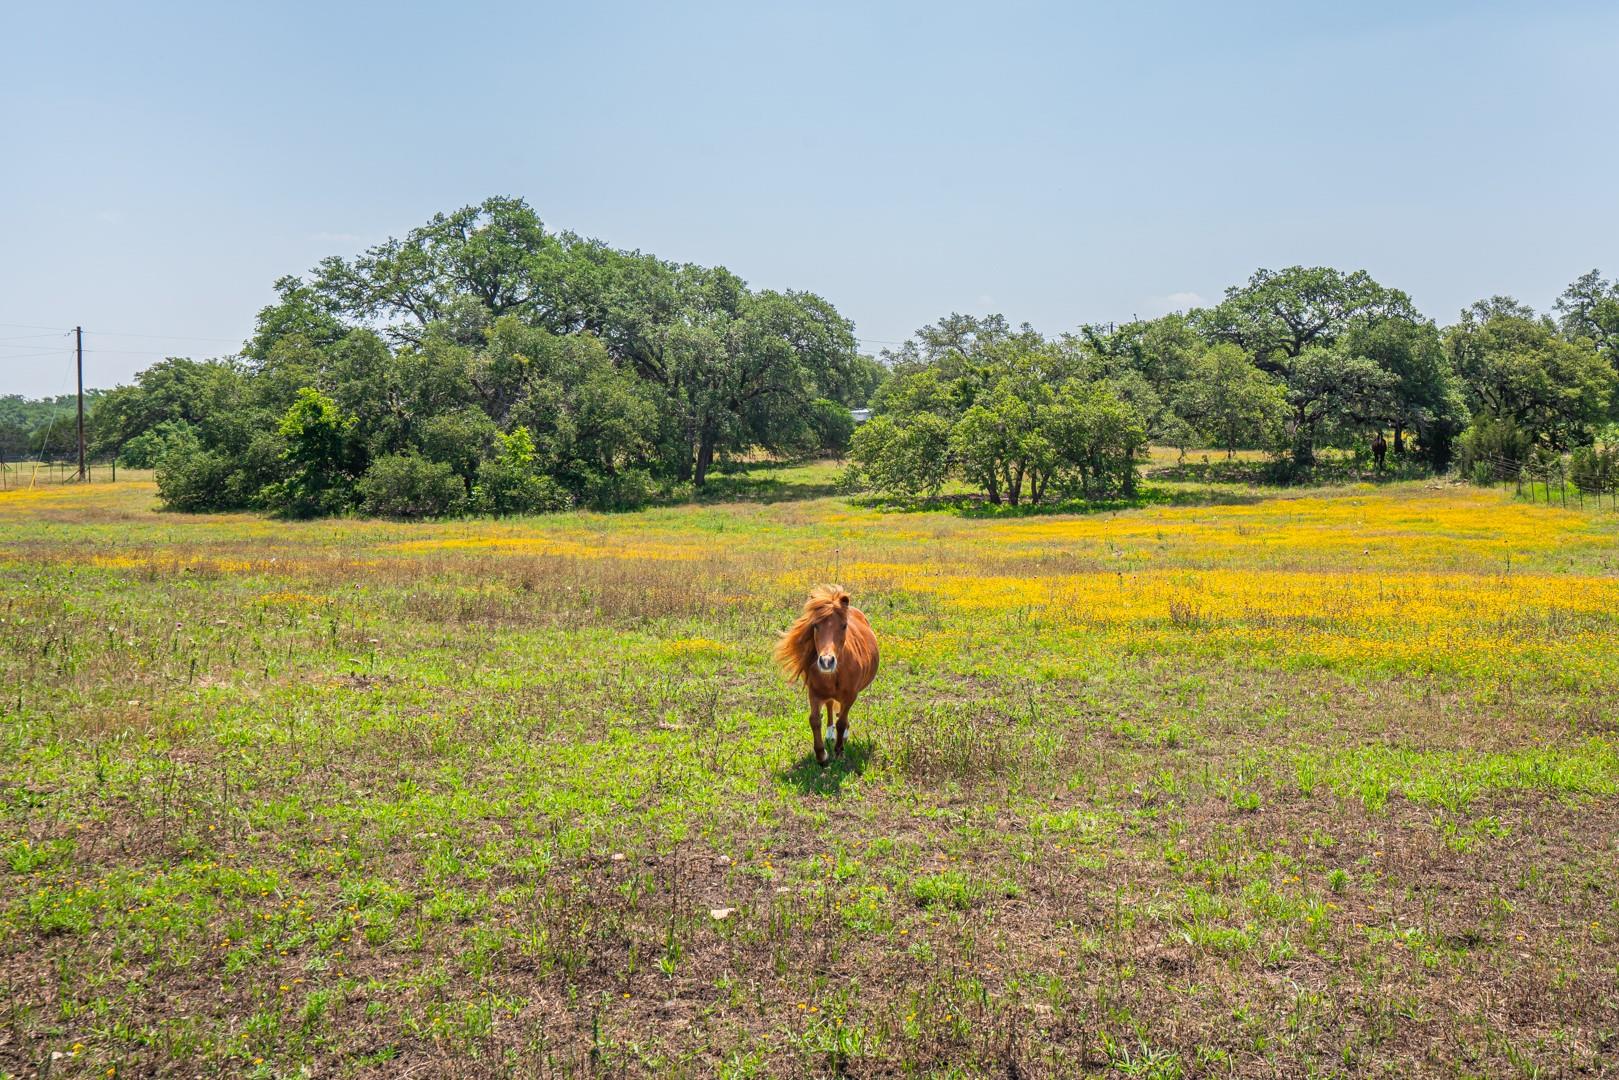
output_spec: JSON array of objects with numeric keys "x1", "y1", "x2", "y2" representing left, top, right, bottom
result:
[{"x1": 2, "y1": 464, "x2": 1617, "y2": 1077}]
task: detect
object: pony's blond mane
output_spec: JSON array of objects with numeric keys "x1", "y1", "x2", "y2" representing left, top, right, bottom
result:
[{"x1": 773, "y1": 585, "x2": 850, "y2": 683}]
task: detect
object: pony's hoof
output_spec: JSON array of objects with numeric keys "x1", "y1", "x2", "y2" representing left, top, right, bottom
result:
[{"x1": 816, "y1": 754, "x2": 829, "y2": 769}]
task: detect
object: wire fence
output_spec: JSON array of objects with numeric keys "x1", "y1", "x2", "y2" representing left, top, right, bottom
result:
[
  {"x1": 1471, "y1": 451, "x2": 1619, "y2": 510},
  {"x1": 0, "y1": 459, "x2": 130, "y2": 490}
]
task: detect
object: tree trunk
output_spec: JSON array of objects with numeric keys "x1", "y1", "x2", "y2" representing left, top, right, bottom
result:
[
  {"x1": 1291, "y1": 411, "x2": 1315, "y2": 468},
  {"x1": 676, "y1": 411, "x2": 697, "y2": 483},
  {"x1": 693, "y1": 429, "x2": 716, "y2": 488},
  {"x1": 1393, "y1": 425, "x2": 1406, "y2": 455}
]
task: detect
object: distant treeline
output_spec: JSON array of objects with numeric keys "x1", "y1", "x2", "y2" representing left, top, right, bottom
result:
[
  {"x1": 849, "y1": 267, "x2": 1619, "y2": 504},
  {"x1": 74, "y1": 196, "x2": 1619, "y2": 516},
  {"x1": 0, "y1": 392, "x2": 106, "y2": 463}
]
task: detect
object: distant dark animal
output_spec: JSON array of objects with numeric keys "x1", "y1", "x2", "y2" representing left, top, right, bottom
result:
[
  {"x1": 1371, "y1": 432, "x2": 1387, "y2": 470},
  {"x1": 774, "y1": 585, "x2": 880, "y2": 766}
]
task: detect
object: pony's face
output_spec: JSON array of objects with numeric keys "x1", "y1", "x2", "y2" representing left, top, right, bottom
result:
[{"x1": 812, "y1": 597, "x2": 850, "y2": 674}]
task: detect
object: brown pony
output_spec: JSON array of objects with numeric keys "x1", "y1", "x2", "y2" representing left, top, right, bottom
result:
[{"x1": 774, "y1": 585, "x2": 880, "y2": 766}]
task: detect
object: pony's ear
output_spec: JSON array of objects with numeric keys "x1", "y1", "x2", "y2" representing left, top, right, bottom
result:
[{"x1": 838, "y1": 593, "x2": 850, "y2": 608}]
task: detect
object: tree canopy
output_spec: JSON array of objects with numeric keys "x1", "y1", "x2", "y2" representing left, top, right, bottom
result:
[
  {"x1": 1196, "y1": 266, "x2": 1419, "y2": 368},
  {"x1": 95, "y1": 197, "x2": 873, "y2": 516},
  {"x1": 72, "y1": 208, "x2": 1619, "y2": 515},
  {"x1": 851, "y1": 318, "x2": 1146, "y2": 506},
  {"x1": 1445, "y1": 303, "x2": 1614, "y2": 450}
]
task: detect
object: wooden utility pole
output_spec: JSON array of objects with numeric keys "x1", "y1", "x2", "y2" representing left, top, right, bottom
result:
[{"x1": 75, "y1": 326, "x2": 86, "y2": 481}]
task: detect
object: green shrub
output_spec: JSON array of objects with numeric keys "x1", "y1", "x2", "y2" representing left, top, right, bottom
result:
[
  {"x1": 266, "y1": 388, "x2": 363, "y2": 518},
  {"x1": 236, "y1": 429, "x2": 291, "y2": 506},
  {"x1": 420, "y1": 407, "x2": 499, "y2": 490},
  {"x1": 471, "y1": 427, "x2": 571, "y2": 515},
  {"x1": 1455, "y1": 416, "x2": 1530, "y2": 482},
  {"x1": 1261, "y1": 453, "x2": 1306, "y2": 485},
  {"x1": 119, "y1": 420, "x2": 196, "y2": 469},
  {"x1": 849, "y1": 412, "x2": 952, "y2": 497},
  {"x1": 356, "y1": 452, "x2": 467, "y2": 519},
  {"x1": 1570, "y1": 437, "x2": 1618, "y2": 493},
  {"x1": 578, "y1": 467, "x2": 655, "y2": 511},
  {"x1": 472, "y1": 466, "x2": 569, "y2": 516},
  {"x1": 808, "y1": 398, "x2": 856, "y2": 456},
  {"x1": 155, "y1": 442, "x2": 239, "y2": 512}
]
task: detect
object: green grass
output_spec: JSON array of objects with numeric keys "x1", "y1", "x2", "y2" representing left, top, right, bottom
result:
[{"x1": 0, "y1": 464, "x2": 1616, "y2": 1076}]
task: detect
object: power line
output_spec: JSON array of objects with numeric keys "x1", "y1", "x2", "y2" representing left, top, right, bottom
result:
[
  {"x1": 0, "y1": 342, "x2": 229, "y2": 358},
  {"x1": 0, "y1": 321, "x2": 242, "y2": 345},
  {"x1": 86, "y1": 328, "x2": 243, "y2": 344},
  {"x1": 0, "y1": 340, "x2": 73, "y2": 351},
  {"x1": 81, "y1": 347, "x2": 210, "y2": 356},
  {"x1": 0, "y1": 320, "x2": 74, "y2": 333},
  {"x1": 0, "y1": 332, "x2": 69, "y2": 343},
  {"x1": 26, "y1": 359, "x2": 77, "y2": 488}
]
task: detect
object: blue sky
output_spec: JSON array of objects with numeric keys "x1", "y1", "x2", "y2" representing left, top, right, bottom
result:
[{"x1": 3, "y1": 1, "x2": 1617, "y2": 395}]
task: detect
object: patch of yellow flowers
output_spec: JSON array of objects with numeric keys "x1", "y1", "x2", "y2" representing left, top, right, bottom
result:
[{"x1": 825, "y1": 486, "x2": 1619, "y2": 678}]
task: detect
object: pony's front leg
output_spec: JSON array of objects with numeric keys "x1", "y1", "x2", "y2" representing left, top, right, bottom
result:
[
  {"x1": 809, "y1": 697, "x2": 828, "y2": 767},
  {"x1": 833, "y1": 701, "x2": 850, "y2": 758}
]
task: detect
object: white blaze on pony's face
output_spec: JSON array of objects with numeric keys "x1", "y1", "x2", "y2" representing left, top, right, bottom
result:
[{"x1": 812, "y1": 595, "x2": 850, "y2": 674}]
